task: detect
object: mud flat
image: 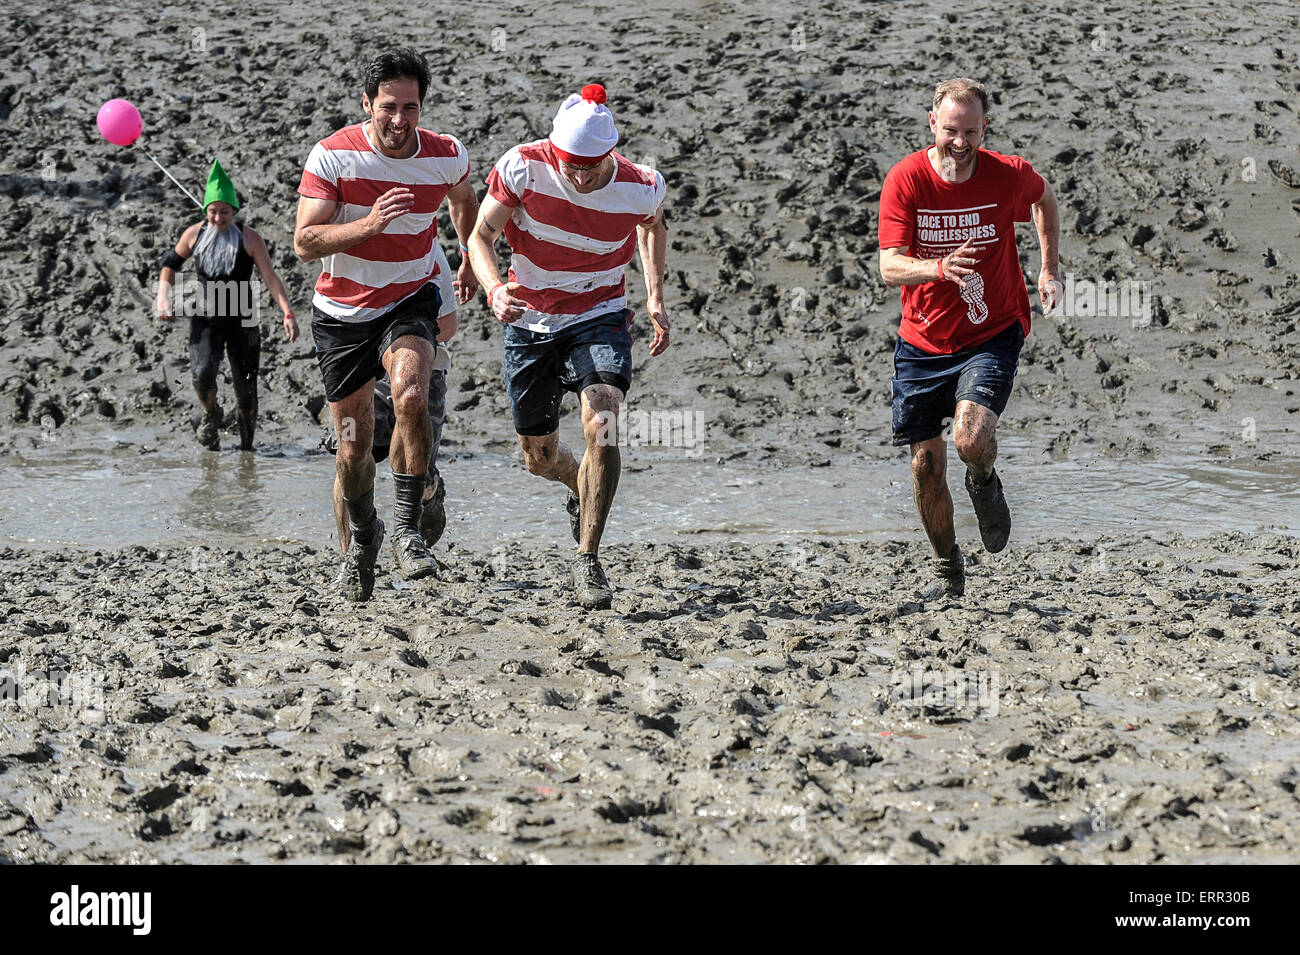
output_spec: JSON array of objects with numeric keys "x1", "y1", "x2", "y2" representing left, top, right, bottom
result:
[
  {"x1": 2, "y1": 531, "x2": 1297, "y2": 863},
  {"x1": 1, "y1": 0, "x2": 1298, "y2": 864}
]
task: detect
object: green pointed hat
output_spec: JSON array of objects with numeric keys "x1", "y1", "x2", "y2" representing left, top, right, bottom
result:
[{"x1": 203, "y1": 159, "x2": 239, "y2": 211}]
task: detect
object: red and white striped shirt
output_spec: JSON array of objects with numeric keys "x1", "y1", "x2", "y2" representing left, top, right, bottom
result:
[
  {"x1": 299, "y1": 124, "x2": 468, "y2": 322},
  {"x1": 486, "y1": 140, "x2": 665, "y2": 333}
]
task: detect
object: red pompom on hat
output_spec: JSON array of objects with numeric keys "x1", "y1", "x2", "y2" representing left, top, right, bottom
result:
[{"x1": 550, "y1": 84, "x2": 618, "y2": 163}]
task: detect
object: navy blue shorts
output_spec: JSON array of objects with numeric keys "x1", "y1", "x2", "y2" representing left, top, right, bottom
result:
[
  {"x1": 891, "y1": 321, "x2": 1024, "y2": 447},
  {"x1": 503, "y1": 309, "x2": 633, "y2": 437}
]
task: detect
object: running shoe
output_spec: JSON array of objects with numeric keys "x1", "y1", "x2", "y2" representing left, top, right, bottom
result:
[
  {"x1": 392, "y1": 528, "x2": 439, "y2": 580},
  {"x1": 965, "y1": 467, "x2": 1011, "y2": 553},
  {"x1": 337, "y1": 518, "x2": 385, "y2": 602},
  {"x1": 565, "y1": 493, "x2": 581, "y2": 544},
  {"x1": 420, "y1": 475, "x2": 446, "y2": 548},
  {"x1": 922, "y1": 545, "x2": 965, "y2": 601},
  {"x1": 196, "y1": 409, "x2": 221, "y2": 451},
  {"x1": 572, "y1": 552, "x2": 612, "y2": 610}
]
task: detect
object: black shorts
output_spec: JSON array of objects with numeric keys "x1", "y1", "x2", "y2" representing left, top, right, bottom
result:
[
  {"x1": 891, "y1": 320, "x2": 1024, "y2": 446},
  {"x1": 503, "y1": 309, "x2": 633, "y2": 437},
  {"x1": 311, "y1": 284, "x2": 440, "y2": 404}
]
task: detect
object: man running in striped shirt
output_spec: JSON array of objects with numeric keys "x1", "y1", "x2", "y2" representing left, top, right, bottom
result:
[
  {"x1": 295, "y1": 49, "x2": 479, "y2": 601},
  {"x1": 468, "y1": 84, "x2": 670, "y2": 610}
]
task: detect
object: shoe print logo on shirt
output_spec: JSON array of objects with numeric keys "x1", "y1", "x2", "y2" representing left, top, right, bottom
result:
[{"x1": 960, "y1": 272, "x2": 989, "y2": 325}]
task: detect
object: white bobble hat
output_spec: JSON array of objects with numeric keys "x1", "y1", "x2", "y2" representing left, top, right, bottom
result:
[{"x1": 549, "y1": 84, "x2": 618, "y2": 163}]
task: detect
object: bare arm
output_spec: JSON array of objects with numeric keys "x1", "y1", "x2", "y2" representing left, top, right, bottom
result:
[
  {"x1": 437, "y1": 311, "x2": 458, "y2": 343},
  {"x1": 468, "y1": 194, "x2": 528, "y2": 323},
  {"x1": 635, "y1": 207, "x2": 670, "y2": 356},
  {"x1": 879, "y1": 238, "x2": 981, "y2": 290},
  {"x1": 245, "y1": 227, "x2": 299, "y2": 341},
  {"x1": 293, "y1": 188, "x2": 413, "y2": 262},
  {"x1": 1032, "y1": 179, "x2": 1062, "y2": 313},
  {"x1": 445, "y1": 178, "x2": 480, "y2": 304},
  {"x1": 446, "y1": 179, "x2": 478, "y2": 248}
]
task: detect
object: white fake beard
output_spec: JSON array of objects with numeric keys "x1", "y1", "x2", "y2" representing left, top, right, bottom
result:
[{"x1": 194, "y1": 222, "x2": 241, "y2": 277}]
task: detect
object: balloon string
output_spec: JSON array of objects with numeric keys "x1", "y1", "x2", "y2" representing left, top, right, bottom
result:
[{"x1": 140, "y1": 147, "x2": 204, "y2": 209}]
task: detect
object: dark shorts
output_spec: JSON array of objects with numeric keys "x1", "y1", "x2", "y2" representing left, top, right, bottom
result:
[
  {"x1": 188, "y1": 317, "x2": 260, "y2": 404},
  {"x1": 311, "y1": 283, "x2": 440, "y2": 404},
  {"x1": 891, "y1": 320, "x2": 1024, "y2": 447},
  {"x1": 503, "y1": 309, "x2": 633, "y2": 437}
]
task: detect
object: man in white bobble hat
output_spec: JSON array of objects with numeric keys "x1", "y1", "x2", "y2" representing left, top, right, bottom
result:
[{"x1": 468, "y1": 83, "x2": 671, "y2": 610}]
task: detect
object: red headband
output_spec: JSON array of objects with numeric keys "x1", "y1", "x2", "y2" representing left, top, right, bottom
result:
[{"x1": 550, "y1": 143, "x2": 612, "y2": 167}]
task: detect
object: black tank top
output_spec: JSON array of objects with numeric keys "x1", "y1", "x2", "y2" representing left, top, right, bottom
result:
[
  {"x1": 193, "y1": 222, "x2": 257, "y2": 321},
  {"x1": 193, "y1": 222, "x2": 255, "y2": 283}
]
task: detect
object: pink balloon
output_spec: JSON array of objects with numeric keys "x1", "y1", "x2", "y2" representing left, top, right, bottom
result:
[{"x1": 97, "y1": 99, "x2": 142, "y2": 147}]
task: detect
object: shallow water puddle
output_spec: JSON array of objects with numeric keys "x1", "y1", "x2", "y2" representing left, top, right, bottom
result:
[{"x1": 1, "y1": 436, "x2": 1296, "y2": 551}]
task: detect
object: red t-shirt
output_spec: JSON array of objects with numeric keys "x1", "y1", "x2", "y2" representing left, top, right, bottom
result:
[{"x1": 878, "y1": 148, "x2": 1044, "y2": 354}]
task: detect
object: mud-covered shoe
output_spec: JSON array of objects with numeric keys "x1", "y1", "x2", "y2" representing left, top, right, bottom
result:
[
  {"x1": 922, "y1": 545, "x2": 965, "y2": 601},
  {"x1": 565, "y1": 493, "x2": 581, "y2": 544},
  {"x1": 392, "y1": 528, "x2": 439, "y2": 581},
  {"x1": 196, "y1": 410, "x2": 221, "y2": 451},
  {"x1": 965, "y1": 467, "x2": 1011, "y2": 553},
  {"x1": 337, "y1": 518, "x2": 385, "y2": 602},
  {"x1": 572, "y1": 553, "x2": 612, "y2": 610},
  {"x1": 419, "y1": 477, "x2": 447, "y2": 548}
]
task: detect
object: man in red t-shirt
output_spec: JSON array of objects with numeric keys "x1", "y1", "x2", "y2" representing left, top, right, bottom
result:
[{"x1": 878, "y1": 77, "x2": 1061, "y2": 599}]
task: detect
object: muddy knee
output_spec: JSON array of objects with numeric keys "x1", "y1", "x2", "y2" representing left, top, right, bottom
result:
[
  {"x1": 581, "y1": 387, "x2": 622, "y2": 449},
  {"x1": 523, "y1": 443, "x2": 558, "y2": 476},
  {"x1": 583, "y1": 413, "x2": 621, "y2": 454},
  {"x1": 390, "y1": 378, "x2": 428, "y2": 423},
  {"x1": 192, "y1": 365, "x2": 219, "y2": 395},
  {"x1": 953, "y1": 425, "x2": 994, "y2": 466},
  {"x1": 334, "y1": 429, "x2": 371, "y2": 471}
]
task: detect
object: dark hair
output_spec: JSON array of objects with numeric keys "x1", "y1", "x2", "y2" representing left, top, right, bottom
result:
[{"x1": 364, "y1": 49, "x2": 431, "y2": 103}]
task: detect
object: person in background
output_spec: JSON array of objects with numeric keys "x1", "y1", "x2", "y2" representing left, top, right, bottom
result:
[{"x1": 157, "y1": 159, "x2": 298, "y2": 451}]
